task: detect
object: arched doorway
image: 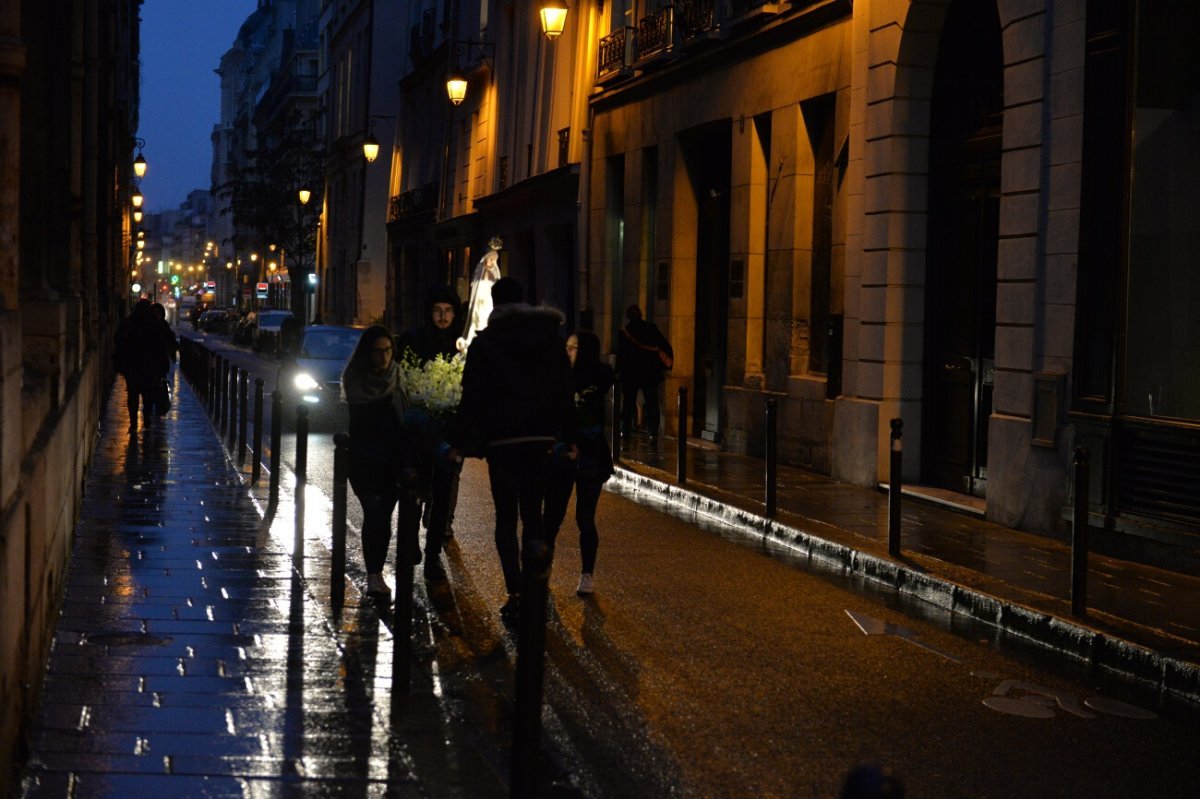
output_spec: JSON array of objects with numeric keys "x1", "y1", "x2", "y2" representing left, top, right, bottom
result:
[{"x1": 922, "y1": 1, "x2": 1003, "y2": 497}]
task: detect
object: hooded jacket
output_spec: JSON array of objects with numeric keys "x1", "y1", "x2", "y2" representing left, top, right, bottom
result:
[
  {"x1": 399, "y1": 284, "x2": 463, "y2": 365},
  {"x1": 451, "y1": 303, "x2": 577, "y2": 453}
]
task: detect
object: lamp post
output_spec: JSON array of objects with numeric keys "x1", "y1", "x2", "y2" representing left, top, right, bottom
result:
[
  {"x1": 133, "y1": 136, "x2": 148, "y2": 177},
  {"x1": 445, "y1": 40, "x2": 495, "y2": 106},
  {"x1": 539, "y1": 0, "x2": 568, "y2": 39}
]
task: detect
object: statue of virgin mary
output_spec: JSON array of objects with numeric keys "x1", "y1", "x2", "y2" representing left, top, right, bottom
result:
[{"x1": 456, "y1": 236, "x2": 503, "y2": 353}]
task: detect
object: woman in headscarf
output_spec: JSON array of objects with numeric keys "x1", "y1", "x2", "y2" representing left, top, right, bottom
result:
[{"x1": 341, "y1": 325, "x2": 420, "y2": 597}]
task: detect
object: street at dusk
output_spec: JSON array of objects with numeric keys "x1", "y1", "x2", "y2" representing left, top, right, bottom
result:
[{"x1": 4, "y1": 1, "x2": 1200, "y2": 796}]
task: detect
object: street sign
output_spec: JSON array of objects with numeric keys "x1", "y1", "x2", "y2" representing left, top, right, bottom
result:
[{"x1": 255, "y1": 282, "x2": 268, "y2": 299}]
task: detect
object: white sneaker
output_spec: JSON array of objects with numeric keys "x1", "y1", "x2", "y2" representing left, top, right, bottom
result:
[
  {"x1": 576, "y1": 573, "x2": 594, "y2": 595},
  {"x1": 366, "y1": 572, "x2": 390, "y2": 597}
]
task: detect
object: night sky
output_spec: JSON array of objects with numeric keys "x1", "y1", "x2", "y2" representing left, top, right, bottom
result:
[{"x1": 136, "y1": 0, "x2": 259, "y2": 213}]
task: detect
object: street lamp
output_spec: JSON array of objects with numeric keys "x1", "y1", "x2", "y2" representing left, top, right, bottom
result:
[
  {"x1": 446, "y1": 41, "x2": 494, "y2": 106},
  {"x1": 298, "y1": 188, "x2": 312, "y2": 205},
  {"x1": 446, "y1": 71, "x2": 468, "y2": 106},
  {"x1": 131, "y1": 189, "x2": 144, "y2": 209},
  {"x1": 133, "y1": 137, "x2": 148, "y2": 177},
  {"x1": 133, "y1": 209, "x2": 143, "y2": 224},
  {"x1": 540, "y1": 0, "x2": 568, "y2": 39}
]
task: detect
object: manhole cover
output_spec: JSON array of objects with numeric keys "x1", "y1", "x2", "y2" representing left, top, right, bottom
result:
[
  {"x1": 84, "y1": 632, "x2": 172, "y2": 647},
  {"x1": 982, "y1": 696, "x2": 1056, "y2": 718},
  {"x1": 1084, "y1": 696, "x2": 1158, "y2": 719}
]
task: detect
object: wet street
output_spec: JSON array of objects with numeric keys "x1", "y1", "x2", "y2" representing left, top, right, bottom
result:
[{"x1": 18, "y1": 332, "x2": 1200, "y2": 797}]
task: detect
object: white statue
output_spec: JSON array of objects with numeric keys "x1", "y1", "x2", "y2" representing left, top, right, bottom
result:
[{"x1": 457, "y1": 236, "x2": 503, "y2": 353}]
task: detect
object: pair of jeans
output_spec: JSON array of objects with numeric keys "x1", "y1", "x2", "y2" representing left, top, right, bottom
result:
[
  {"x1": 622, "y1": 381, "x2": 661, "y2": 437},
  {"x1": 351, "y1": 473, "x2": 421, "y2": 574},
  {"x1": 544, "y1": 470, "x2": 603, "y2": 574},
  {"x1": 485, "y1": 441, "x2": 553, "y2": 596}
]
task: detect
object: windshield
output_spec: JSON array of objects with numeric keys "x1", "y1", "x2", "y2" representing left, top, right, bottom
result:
[{"x1": 299, "y1": 329, "x2": 362, "y2": 360}]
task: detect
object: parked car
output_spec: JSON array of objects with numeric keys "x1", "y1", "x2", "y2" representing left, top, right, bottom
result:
[
  {"x1": 253, "y1": 310, "x2": 295, "y2": 357},
  {"x1": 276, "y1": 325, "x2": 363, "y2": 427},
  {"x1": 196, "y1": 309, "x2": 232, "y2": 334}
]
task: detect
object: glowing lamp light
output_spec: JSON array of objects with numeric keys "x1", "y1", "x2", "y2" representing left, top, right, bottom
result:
[
  {"x1": 362, "y1": 134, "x2": 380, "y2": 163},
  {"x1": 298, "y1": 188, "x2": 312, "y2": 205},
  {"x1": 540, "y1": 0, "x2": 568, "y2": 40},
  {"x1": 446, "y1": 72, "x2": 468, "y2": 105},
  {"x1": 133, "y1": 153, "x2": 148, "y2": 178},
  {"x1": 131, "y1": 190, "x2": 144, "y2": 209},
  {"x1": 133, "y1": 209, "x2": 143, "y2": 223}
]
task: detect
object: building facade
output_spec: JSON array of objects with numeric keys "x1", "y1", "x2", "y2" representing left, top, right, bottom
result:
[
  {"x1": 582, "y1": 0, "x2": 1199, "y2": 566},
  {"x1": 0, "y1": 0, "x2": 143, "y2": 789}
]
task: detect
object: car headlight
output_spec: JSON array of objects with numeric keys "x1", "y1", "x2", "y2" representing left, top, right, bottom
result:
[{"x1": 293, "y1": 372, "x2": 321, "y2": 392}]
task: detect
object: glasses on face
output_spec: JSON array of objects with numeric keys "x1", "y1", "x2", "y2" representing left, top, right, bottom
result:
[{"x1": 372, "y1": 344, "x2": 393, "y2": 355}]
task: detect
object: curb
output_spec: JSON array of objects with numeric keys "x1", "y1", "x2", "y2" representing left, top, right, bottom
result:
[{"x1": 611, "y1": 466, "x2": 1200, "y2": 707}]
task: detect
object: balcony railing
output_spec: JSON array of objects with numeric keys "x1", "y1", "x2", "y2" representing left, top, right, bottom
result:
[
  {"x1": 636, "y1": 6, "x2": 675, "y2": 61},
  {"x1": 677, "y1": 0, "x2": 719, "y2": 41},
  {"x1": 598, "y1": 26, "x2": 636, "y2": 81},
  {"x1": 727, "y1": 0, "x2": 783, "y2": 22},
  {"x1": 389, "y1": 182, "x2": 438, "y2": 221}
]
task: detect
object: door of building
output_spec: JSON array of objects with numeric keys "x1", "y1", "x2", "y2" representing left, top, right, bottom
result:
[
  {"x1": 681, "y1": 123, "x2": 731, "y2": 441},
  {"x1": 921, "y1": 2, "x2": 1002, "y2": 498}
]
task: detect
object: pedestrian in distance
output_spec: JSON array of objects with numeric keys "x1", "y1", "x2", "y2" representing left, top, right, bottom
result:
[
  {"x1": 113, "y1": 298, "x2": 175, "y2": 431},
  {"x1": 544, "y1": 329, "x2": 615, "y2": 595},
  {"x1": 615, "y1": 304, "x2": 673, "y2": 446},
  {"x1": 446, "y1": 277, "x2": 578, "y2": 624},
  {"x1": 341, "y1": 325, "x2": 422, "y2": 598},
  {"x1": 398, "y1": 284, "x2": 464, "y2": 581}
]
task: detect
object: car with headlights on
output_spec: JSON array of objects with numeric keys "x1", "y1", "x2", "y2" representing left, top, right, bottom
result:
[{"x1": 276, "y1": 325, "x2": 363, "y2": 428}]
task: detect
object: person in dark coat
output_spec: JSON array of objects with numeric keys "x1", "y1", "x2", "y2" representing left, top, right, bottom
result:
[
  {"x1": 398, "y1": 284, "x2": 464, "y2": 581},
  {"x1": 544, "y1": 329, "x2": 614, "y2": 595},
  {"x1": 342, "y1": 325, "x2": 420, "y2": 598},
  {"x1": 113, "y1": 298, "x2": 175, "y2": 430},
  {"x1": 447, "y1": 277, "x2": 577, "y2": 622},
  {"x1": 614, "y1": 304, "x2": 673, "y2": 444}
]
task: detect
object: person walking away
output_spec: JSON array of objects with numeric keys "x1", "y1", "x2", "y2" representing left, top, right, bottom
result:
[
  {"x1": 342, "y1": 326, "x2": 421, "y2": 598},
  {"x1": 446, "y1": 277, "x2": 577, "y2": 623},
  {"x1": 150, "y1": 303, "x2": 179, "y2": 414},
  {"x1": 615, "y1": 304, "x2": 673, "y2": 445},
  {"x1": 544, "y1": 329, "x2": 614, "y2": 595},
  {"x1": 113, "y1": 298, "x2": 173, "y2": 431},
  {"x1": 398, "y1": 284, "x2": 464, "y2": 580}
]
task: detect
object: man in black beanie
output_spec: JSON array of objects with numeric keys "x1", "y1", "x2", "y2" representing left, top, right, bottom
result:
[
  {"x1": 448, "y1": 277, "x2": 576, "y2": 622},
  {"x1": 399, "y1": 284, "x2": 464, "y2": 581}
]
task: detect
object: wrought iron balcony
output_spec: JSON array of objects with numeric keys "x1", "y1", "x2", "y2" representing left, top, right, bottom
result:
[
  {"x1": 635, "y1": 6, "x2": 675, "y2": 63},
  {"x1": 727, "y1": 0, "x2": 783, "y2": 24},
  {"x1": 598, "y1": 26, "x2": 636, "y2": 82},
  {"x1": 677, "y1": 0, "x2": 720, "y2": 42},
  {"x1": 389, "y1": 182, "x2": 438, "y2": 221}
]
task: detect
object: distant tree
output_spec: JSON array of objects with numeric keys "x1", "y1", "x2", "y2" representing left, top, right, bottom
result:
[{"x1": 218, "y1": 109, "x2": 324, "y2": 269}]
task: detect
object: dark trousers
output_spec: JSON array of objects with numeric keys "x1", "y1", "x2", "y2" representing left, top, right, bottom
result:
[
  {"x1": 351, "y1": 475, "x2": 421, "y2": 574},
  {"x1": 422, "y1": 465, "x2": 457, "y2": 558},
  {"x1": 544, "y1": 471, "x2": 603, "y2": 574},
  {"x1": 622, "y1": 380, "x2": 661, "y2": 437},
  {"x1": 124, "y1": 376, "x2": 152, "y2": 426},
  {"x1": 486, "y1": 441, "x2": 552, "y2": 596}
]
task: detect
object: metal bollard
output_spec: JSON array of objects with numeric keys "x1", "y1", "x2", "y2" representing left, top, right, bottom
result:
[
  {"x1": 765, "y1": 398, "x2": 778, "y2": 518},
  {"x1": 251, "y1": 379, "x2": 264, "y2": 484},
  {"x1": 676, "y1": 387, "x2": 688, "y2": 485},
  {"x1": 268, "y1": 390, "x2": 282, "y2": 517},
  {"x1": 207, "y1": 353, "x2": 216, "y2": 414},
  {"x1": 888, "y1": 418, "x2": 903, "y2": 557},
  {"x1": 218, "y1": 358, "x2": 228, "y2": 429},
  {"x1": 511, "y1": 539, "x2": 553, "y2": 798},
  {"x1": 331, "y1": 433, "x2": 350, "y2": 612},
  {"x1": 1071, "y1": 447, "x2": 1090, "y2": 616},
  {"x1": 294, "y1": 404, "x2": 309, "y2": 563},
  {"x1": 392, "y1": 499, "x2": 416, "y2": 694},
  {"x1": 237, "y1": 372, "x2": 248, "y2": 466},
  {"x1": 611, "y1": 379, "x2": 622, "y2": 463},
  {"x1": 227, "y1": 366, "x2": 238, "y2": 449}
]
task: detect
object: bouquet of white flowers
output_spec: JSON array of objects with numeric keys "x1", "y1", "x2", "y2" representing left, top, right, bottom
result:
[
  {"x1": 400, "y1": 351, "x2": 464, "y2": 417},
  {"x1": 398, "y1": 351, "x2": 464, "y2": 454}
]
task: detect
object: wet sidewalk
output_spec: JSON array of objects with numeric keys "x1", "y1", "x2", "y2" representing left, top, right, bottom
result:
[
  {"x1": 18, "y1": 373, "x2": 508, "y2": 797},
  {"x1": 614, "y1": 433, "x2": 1200, "y2": 703}
]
